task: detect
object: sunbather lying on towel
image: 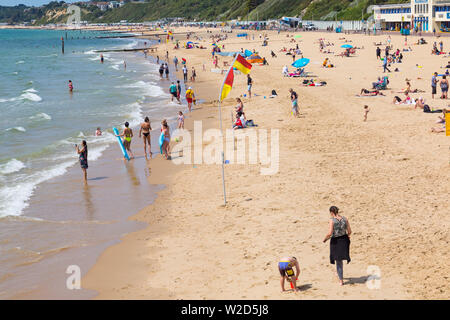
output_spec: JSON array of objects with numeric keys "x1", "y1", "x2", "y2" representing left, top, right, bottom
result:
[
  {"x1": 431, "y1": 110, "x2": 447, "y2": 132},
  {"x1": 357, "y1": 88, "x2": 385, "y2": 96},
  {"x1": 393, "y1": 93, "x2": 415, "y2": 105},
  {"x1": 302, "y1": 79, "x2": 327, "y2": 87},
  {"x1": 288, "y1": 68, "x2": 305, "y2": 77},
  {"x1": 398, "y1": 81, "x2": 424, "y2": 94}
]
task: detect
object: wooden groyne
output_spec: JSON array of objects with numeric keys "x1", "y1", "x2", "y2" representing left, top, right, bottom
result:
[{"x1": 93, "y1": 47, "x2": 158, "y2": 53}]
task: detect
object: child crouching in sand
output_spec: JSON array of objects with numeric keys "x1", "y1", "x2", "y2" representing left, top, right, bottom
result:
[{"x1": 278, "y1": 256, "x2": 300, "y2": 292}]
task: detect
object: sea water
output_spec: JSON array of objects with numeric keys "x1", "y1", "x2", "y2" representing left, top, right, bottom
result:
[{"x1": 0, "y1": 29, "x2": 180, "y2": 298}]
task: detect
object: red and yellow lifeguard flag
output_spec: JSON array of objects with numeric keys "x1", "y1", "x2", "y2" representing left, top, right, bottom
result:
[
  {"x1": 233, "y1": 54, "x2": 252, "y2": 74},
  {"x1": 168, "y1": 30, "x2": 173, "y2": 36},
  {"x1": 219, "y1": 67, "x2": 234, "y2": 102}
]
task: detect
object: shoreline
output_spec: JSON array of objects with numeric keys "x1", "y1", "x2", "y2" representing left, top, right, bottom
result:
[
  {"x1": 83, "y1": 27, "x2": 449, "y2": 299},
  {"x1": 82, "y1": 29, "x2": 224, "y2": 297}
]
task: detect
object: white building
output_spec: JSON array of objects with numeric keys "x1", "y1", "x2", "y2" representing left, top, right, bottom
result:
[
  {"x1": 373, "y1": 0, "x2": 450, "y2": 32},
  {"x1": 109, "y1": 1, "x2": 120, "y2": 9}
]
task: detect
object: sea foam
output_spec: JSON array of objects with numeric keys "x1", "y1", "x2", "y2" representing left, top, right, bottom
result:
[{"x1": 0, "y1": 159, "x2": 26, "y2": 175}]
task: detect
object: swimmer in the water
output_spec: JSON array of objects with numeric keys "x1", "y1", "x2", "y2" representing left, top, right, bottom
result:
[
  {"x1": 100, "y1": 54, "x2": 104, "y2": 63},
  {"x1": 116, "y1": 121, "x2": 134, "y2": 159},
  {"x1": 139, "y1": 117, "x2": 152, "y2": 159},
  {"x1": 95, "y1": 127, "x2": 102, "y2": 136},
  {"x1": 68, "y1": 80, "x2": 73, "y2": 92}
]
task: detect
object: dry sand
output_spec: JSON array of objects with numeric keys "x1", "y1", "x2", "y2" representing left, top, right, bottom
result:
[{"x1": 82, "y1": 28, "x2": 449, "y2": 299}]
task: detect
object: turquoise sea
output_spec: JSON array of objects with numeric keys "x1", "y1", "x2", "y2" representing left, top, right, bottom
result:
[{"x1": 0, "y1": 28, "x2": 181, "y2": 298}]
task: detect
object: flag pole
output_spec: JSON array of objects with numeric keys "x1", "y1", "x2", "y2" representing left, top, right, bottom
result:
[
  {"x1": 218, "y1": 99, "x2": 226, "y2": 206},
  {"x1": 217, "y1": 54, "x2": 240, "y2": 205}
]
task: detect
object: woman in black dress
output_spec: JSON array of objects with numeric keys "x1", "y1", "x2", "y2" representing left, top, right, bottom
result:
[
  {"x1": 76, "y1": 140, "x2": 88, "y2": 183},
  {"x1": 323, "y1": 206, "x2": 352, "y2": 286}
]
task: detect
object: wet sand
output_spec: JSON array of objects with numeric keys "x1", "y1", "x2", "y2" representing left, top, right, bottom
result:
[{"x1": 1, "y1": 136, "x2": 164, "y2": 299}]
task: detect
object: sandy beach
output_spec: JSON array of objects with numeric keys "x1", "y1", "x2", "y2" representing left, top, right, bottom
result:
[{"x1": 82, "y1": 27, "x2": 449, "y2": 299}]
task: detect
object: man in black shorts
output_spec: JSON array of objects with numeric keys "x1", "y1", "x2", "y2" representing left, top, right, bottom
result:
[{"x1": 432, "y1": 72, "x2": 438, "y2": 99}]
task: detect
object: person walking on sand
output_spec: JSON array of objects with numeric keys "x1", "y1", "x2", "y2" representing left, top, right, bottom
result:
[
  {"x1": 185, "y1": 86, "x2": 195, "y2": 112},
  {"x1": 289, "y1": 88, "x2": 299, "y2": 117},
  {"x1": 139, "y1": 117, "x2": 152, "y2": 159},
  {"x1": 191, "y1": 67, "x2": 196, "y2": 82},
  {"x1": 323, "y1": 206, "x2": 352, "y2": 286},
  {"x1": 247, "y1": 74, "x2": 253, "y2": 99},
  {"x1": 76, "y1": 140, "x2": 88, "y2": 184},
  {"x1": 383, "y1": 55, "x2": 391, "y2": 73},
  {"x1": 117, "y1": 122, "x2": 134, "y2": 159},
  {"x1": 278, "y1": 256, "x2": 300, "y2": 292},
  {"x1": 173, "y1": 56, "x2": 179, "y2": 71},
  {"x1": 440, "y1": 75, "x2": 449, "y2": 99},
  {"x1": 432, "y1": 72, "x2": 438, "y2": 99},
  {"x1": 183, "y1": 65, "x2": 188, "y2": 82},
  {"x1": 364, "y1": 105, "x2": 370, "y2": 121},
  {"x1": 376, "y1": 46, "x2": 381, "y2": 60}
]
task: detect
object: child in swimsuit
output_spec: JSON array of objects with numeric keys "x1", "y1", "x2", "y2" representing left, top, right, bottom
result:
[
  {"x1": 177, "y1": 111, "x2": 185, "y2": 129},
  {"x1": 278, "y1": 257, "x2": 300, "y2": 292}
]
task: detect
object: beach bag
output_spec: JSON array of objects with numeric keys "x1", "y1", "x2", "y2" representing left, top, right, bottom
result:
[
  {"x1": 246, "y1": 120, "x2": 257, "y2": 127},
  {"x1": 271, "y1": 89, "x2": 277, "y2": 96}
]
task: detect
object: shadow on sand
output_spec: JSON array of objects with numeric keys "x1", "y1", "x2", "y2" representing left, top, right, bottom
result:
[
  {"x1": 344, "y1": 276, "x2": 368, "y2": 285},
  {"x1": 296, "y1": 283, "x2": 313, "y2": 291}
]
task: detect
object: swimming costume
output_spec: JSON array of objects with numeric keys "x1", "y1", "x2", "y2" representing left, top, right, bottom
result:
[
  {"x1": 125, "y1": 136, "x2": 131, "y2": 142},
  {"x1": 143, "y1": 132, "x2": 149, "y2": 137},
  {"x1": 278, "y1": 261, "x2": 295, "y2": 277}
]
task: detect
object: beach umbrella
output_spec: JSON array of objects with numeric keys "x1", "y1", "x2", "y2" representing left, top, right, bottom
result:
[
  {"x1": 244, "y1": 49, "x2": 253, "y2": 57},
  {"x1": 292, "y1": 58, "x2": 310, "y2": 68},
  {"x1": 341, "y1": 44, "x2": 353, "y2": 49}
]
